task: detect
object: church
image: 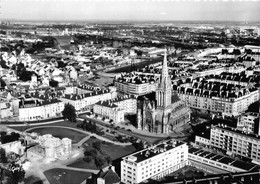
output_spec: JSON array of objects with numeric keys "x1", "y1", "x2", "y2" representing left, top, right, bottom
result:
[{"x1": 136, "y1": 49, "x2": 190, "y2": 134}]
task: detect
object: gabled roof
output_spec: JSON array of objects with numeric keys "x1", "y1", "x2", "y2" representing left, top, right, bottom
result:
[{"x1": 98, "y1": 169, "x2": 120, "y2": 184}]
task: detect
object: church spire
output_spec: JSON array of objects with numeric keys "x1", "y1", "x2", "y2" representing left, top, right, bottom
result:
[
  {"x1": 156, "y1": 48, "x2": 172, "y2": 108},
  {"x1": 162, "y1": 48, "x2": 169, "y2": 80},
  {"x1": 160, "y1": 48, "x2": 171, "y2": 89}
]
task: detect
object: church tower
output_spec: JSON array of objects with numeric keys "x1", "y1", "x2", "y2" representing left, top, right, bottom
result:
[{"x1": 156, "y1": 48, "x2": 172, "y2": 108}]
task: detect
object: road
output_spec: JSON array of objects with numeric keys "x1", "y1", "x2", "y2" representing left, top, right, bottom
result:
[{"x1": 78, "y1": 116, "x2": 177, "y2": 144}]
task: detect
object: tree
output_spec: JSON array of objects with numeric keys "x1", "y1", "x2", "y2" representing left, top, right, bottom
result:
[
  {"x1": 0, "y1": 57, "x2": 9, "y2": 69},
  {"x1": 105, "y1": 156, "x2": 112, "y2": 165},
  {"x1": 83, "y1": 156, "x2": 92, "y2": 163},
  {"x1": 0, "y1": 132, "x2": 20, "y2": 144},
  {"x1": 49, "y1": 79, "x2": 59, "y2": 87},
  {"x1": 94, "y1": 156, "x2": 106, "y2": 169},
  {"x1": 1, "y1": 169, "x2": 15, "y2": 184},
  {"x1": 84, "y1": 149, "x2": 98, "y2": 157},
  {"x1": 0, "y1": 148, "x2": 7, "y2": 163},
  {"x1": 11, "y1": 167, "x2": 25, "y2": 184},
  {"x1": 6, "y1": 152, "x2": 19, "y2": 165},
  {"x1": 62, "y1": 103, "x2": 77, "y2": 122},
  {"x1": 24, "y1": 175, "x2": 43, "y2": 184},
  {"x1": 246, "y1": 101, "x2": 259, "y2": 113},
  {"x1": 92, "y1": 141, "x2": 102, "y2": 151}
]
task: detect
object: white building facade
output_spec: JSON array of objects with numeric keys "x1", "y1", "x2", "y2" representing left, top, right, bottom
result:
[
  {"x1": 210, "y1": 125, "x2": 260, "y2": 163},
  {"x1": 93, "y1": 101, "x2": 124, "y2": 124},
  {"x1": 121, "y1": 140, "x2": 188, "y2": 184},
  {"x1": 114, "y1": 81, "x2": 157, "y2": 96},
  {"x1": 19, "y1": 100, "x2": 64, "y2": 121}
]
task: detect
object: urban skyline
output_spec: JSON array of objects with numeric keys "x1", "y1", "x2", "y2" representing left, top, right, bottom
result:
[
  {"x1": 1, "y1": 0, "x2": 260, "y2": 22},
  {"x1": 1, "y1": 1, "x2": 260, "y2": 184}
]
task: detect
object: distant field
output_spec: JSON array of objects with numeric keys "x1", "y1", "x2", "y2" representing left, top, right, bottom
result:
[
  {"x1": 28, "y1": 127, "x2": 87, "y2": 144},
  {"x1": 55, "y1": 36, "x2": 72, "y2": 46},
  {"x1": 107, "y1": 57, "x2": 162, "y2": 73},
  {"x1": 44, "y1": 168, "x2": 91, "y2": 184},
  {"x1": 55, "y1": 35, "x2": 72, "y2": 50}
]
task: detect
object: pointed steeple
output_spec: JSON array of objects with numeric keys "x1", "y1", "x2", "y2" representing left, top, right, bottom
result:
[
  {"x1": 159, "y1": 48, "x2": 171, "y2": 90},
  {"x1": 162, "y1": 48, "x2": 169, "y2": 81},
  {"x1": 156, "y1": 48, "x2": 172, "y2": 108}
]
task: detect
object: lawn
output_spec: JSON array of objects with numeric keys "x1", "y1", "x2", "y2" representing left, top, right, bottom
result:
[
  {"x1": 101, "y1": 141, "x2": 136, "y2": 160},
  {"x1": 83, "y1": 137, "x2": 136, "y2": 160},
  {"x1": 68, "y1": 137, "x2": 136, "y2": 170},
  {"x1": 44, "y1": 168, "x2": 91, "y2": 184},
  {"x1": 28, "y1": 127, "x2": 87, "y2": 144}
]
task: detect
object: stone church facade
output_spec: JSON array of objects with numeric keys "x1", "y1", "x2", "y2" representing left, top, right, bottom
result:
[{"x1": 136, "y1": 50, "x2": 190, "y2": 134}]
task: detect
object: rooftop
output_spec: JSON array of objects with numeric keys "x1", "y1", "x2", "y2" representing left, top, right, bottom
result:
[
  {"x1": 212, "y1": 124, "x2": 260, "y2": 140},
  {"x1": 123, "y1": 139, "x2": 185, "y2": 163},
  {"x1": 160, "y1": 170, "x2": 260, "y2": 184},
  {"x1": 62, "y1": 89, "x2": 110, "y2": 101},
  {"x1": 189, "y1": 147, "x2": 258, "y2": 171},
  {"x1": 95, "y1": 101, "x2": 118, "y2": 108}
]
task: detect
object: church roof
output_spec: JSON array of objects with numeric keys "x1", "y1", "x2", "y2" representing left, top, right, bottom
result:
[{"x1": 172, "y1": 94, "x2": 180, "y2": 103}]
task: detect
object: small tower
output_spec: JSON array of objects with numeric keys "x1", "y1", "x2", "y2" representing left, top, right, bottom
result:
[{"x1": 156, "y1": 48, "x2": 172, "y2": 109}]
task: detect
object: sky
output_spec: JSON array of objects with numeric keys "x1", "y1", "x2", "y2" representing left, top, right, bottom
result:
[{"x1": 1, "y1": 0, "x2": 260, "y2": 22}]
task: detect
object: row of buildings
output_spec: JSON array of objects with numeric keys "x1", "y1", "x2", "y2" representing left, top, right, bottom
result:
[
  {"x1": 114, "y1": 66, "x2": 260, "y2": 117},
  {"x1": 120, "y1": 139, "x2": 259, "y2": 184},
  {"x1": 194, "y1": 110, "x2": 260, "y2": 165}
]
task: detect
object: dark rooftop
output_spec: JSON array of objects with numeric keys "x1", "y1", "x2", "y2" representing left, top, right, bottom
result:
[{"x1": 188, "y1": 147, "x2": 258, "y2": 171}]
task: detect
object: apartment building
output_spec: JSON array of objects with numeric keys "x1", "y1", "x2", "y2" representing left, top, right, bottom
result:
[
  {"x1": 114, "y1": 73, "x2": 158, "y2": 96},
  {"x1": 0, "y1": 99, "x2": 13, "y2": 119},
  {"x1": 93, "y1": 101, "x2": 124, "y2": 124},
  {"x1": 121, "y1": 140, "x2": 188, "y2": 184},
  {"x1": 18, "y1": 99, "x2": 64, "y2": 121},
  {"x1": 237, "y1": 112, "x2": 260, "y2": 134},
  {"x1": 60, "y1": 88, "x2": 117, "y2": 111},
  {"x1": 114, "y1": 81, "x2": 157, "y2": 96},
  {"x1": 210, "y1": 125, "x2": 260, "y2": 163},
  {"x1": 176, "y1": 77, "x2": 259, "y2": 116},
  {"x1": 188, "y1": 147, "x2": 258, "y2": 174},
  {"x1": 112, "y1": 95, "x2": 137, "y2": 114},
  {"x1": 192, "y1": 67, "x2": 226, "y2": 78}
]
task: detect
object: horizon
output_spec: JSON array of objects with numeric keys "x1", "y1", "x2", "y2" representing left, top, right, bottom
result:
[{"x1": 1, "y1": 0, "x2": 260, "y2": 22}]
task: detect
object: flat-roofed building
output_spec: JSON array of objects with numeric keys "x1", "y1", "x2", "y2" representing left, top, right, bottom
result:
[
  {"x1": 121, "y1": 139, "x2": 188, "y2": 184},
  {"x1": 188, "y1": 147, "x2": 258, "y2": 174},
  {"x1": 161, "y1": 170, "x2": 260, "y2": 184},
  {"x1": 237, "y1": 112, "x2": 260, "y2": 134},
  {"x1": 210, "y1": 124, "x2": 260, "y2": 163}
]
